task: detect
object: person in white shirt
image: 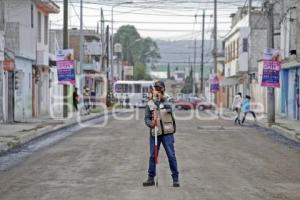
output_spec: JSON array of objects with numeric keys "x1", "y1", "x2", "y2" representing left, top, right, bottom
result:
[{"x1": 232, "y1": 92, "x2": 243, "y2": 125}]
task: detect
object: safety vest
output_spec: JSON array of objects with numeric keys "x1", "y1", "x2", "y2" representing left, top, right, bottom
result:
[{"x1": 148, "y1": 100, "x2": 176, "y2": 136}]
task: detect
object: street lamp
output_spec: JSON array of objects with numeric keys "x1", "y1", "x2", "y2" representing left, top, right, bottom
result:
[{"x1": 111, "y1": 1, "x2": 133, "y2": 81}]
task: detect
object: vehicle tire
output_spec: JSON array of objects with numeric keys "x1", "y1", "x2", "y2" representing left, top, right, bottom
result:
[{"x1": 198, "y1": 105, "x2": 205, "y2": 111}]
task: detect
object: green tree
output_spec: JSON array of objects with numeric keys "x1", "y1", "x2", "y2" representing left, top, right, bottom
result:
[
  {"x1": 113, "y1": 25, "x2": 141, "y2": 66},
  {"x1": 181, "y1": 68, "x2": 193, "y2": 94},
  {"x1": 133, "y1": 63, "x2": 146, "y2": 80},
  {"x1": 113, "y1": 25, "x2": 161, "y2": 66}
]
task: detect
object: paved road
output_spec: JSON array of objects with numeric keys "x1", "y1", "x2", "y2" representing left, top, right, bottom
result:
[{"x1": 0, "y1": 110, "x2": 300, "y2": 200}]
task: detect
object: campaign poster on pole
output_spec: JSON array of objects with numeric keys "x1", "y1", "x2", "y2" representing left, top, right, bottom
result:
[
  {"x1": 210, "y1": 73, "x2": 219, "y2": 93},
  {"x1": 56, "y1": 49, "x2": 76, "y2": 85},
  {"x1": 261, "y1": 48, "x2": 281, "y2": 88}
]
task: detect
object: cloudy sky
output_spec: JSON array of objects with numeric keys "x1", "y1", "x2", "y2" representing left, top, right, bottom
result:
[{"x1": 50, "y1": 0, "x2": 262, "y2": 41}]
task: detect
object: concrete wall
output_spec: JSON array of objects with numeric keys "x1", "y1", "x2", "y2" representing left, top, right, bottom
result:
[
  {"x1": 5, "y1": 0, "x2": 36, "y2": 60},
  {"x1": 36, "y1": 8, "x2": 49, "y2": 52},
  {"x1": 49, "y1": 67, "x2": 63, "y2": 117},
  {"x1": 239, "y1": 27, "x2": 250, "y2": 72},
  {"x1": 14, "y1": 57, "x2": 33, "y2": 121},
  {"x1": 279, "y1": 0, "x2": 299, "y2": 60},
  {"x1": 250, "y1": 29, "x2": 268, "y2": 70}
]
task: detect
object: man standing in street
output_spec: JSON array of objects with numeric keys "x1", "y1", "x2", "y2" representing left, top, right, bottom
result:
[{"x1": 143, "y1": 80, "x2": 180, "y2": 187}]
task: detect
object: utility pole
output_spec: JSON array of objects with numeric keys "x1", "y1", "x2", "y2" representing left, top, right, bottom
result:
[
  {"x1": 193, "y1": 14, "x2": 197, "y2": 96},
  {"x1": 63, "y1": 0, "x2": 68, "y2": 118},
  {"x1": 247, "y1": 0, "x2": 252, "y2": 95},
  {"x1": 106, "y1": 25, "x2": 111, "y2": 107},
  {"x1": 265, "y1": 0, "x2": 276, "y2": 124},
  {"x1": 111, "y1": 8, "x2": 114, "y2": 83},
  {"x1": 0, "y1": 0, "x2": 4, "y2": 122},
  {"x1": 200, "y1": 10, "x2": 205, "y2": 96},
  {"x1": 79, "y1": 0, "x2": 84, "y2": 100},
  {"x1": 248, "y1": 0, "x2": 252, "y2": 25},
  {"x1": 100, "y1": 8, "x2": 105, "y2": 72},
  {"x1": 213, "y1": 0, "x2": 218, "y2": 104},
  {"x1": 213, "y1": 0, "x2": 217, "y2": 74}
]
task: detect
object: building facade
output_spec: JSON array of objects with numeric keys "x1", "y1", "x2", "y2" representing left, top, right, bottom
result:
[
  {"x1": 49, "y1": 29, "x2": 64, "y2": 116},
  {"x1": 2, "y1": 0, "x2": 59, "y2": 122},
  {"x1": 222, "y1": 6, "x2": 280, "y2": 112},
  {"x1": 69, "y1": 29, "x2": 105, "y2": 104},
  {"x1": 33, "y1": 1, "x2": 59, "y2": 117},
  {"x1": 279, "y1": 0, "x2": 300, "y2": 120}
]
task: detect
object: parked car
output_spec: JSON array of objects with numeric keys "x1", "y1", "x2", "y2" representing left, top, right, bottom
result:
[{"x1": 174, "y1": 97, "x2": 214, "y2": 111}]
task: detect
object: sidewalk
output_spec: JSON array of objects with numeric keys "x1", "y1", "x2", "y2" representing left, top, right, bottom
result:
[
  {"x1": 0, "y1": 110, "x2": 108, "y2": 153},
  {"x1": 256, "y1": 115, "x2": 300, "y2": 142},
  {"x1": 220, "y1": 108, "x2": 300, "y2": 142}
]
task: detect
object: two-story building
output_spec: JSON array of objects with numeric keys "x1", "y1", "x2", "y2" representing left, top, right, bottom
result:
[
  {"x1": 69, "y1": 29, "x2": 105, "y2": 104},
  {"x1": 33, "y1": 1, "x2": 59, "y2": 117},
  {"x1": 222, "y1": 6, "x2": 280, "y2": 111},
  {"x1": 3, "y1": 0, "x2": 59, "y2": 122}
]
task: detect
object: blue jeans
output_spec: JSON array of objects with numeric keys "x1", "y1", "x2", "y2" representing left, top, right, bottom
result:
[{"x1": 148, "y1": 134, "x2": 179, "y2": 181}]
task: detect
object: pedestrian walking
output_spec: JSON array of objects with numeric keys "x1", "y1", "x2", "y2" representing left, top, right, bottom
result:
[
  {"x1": 91, "y1": 90, "x2": 96, "y2": 109},
  {"x1": 241, "y1": 95, "x2": 256, "y2": 124},
  {"x1": 125, "y1": 94, "x2": 130, "y2": 108},
  {"x1": 83, "y1": 86, "x2": 90, "y2": 114},
  {"x1": 232, "y1": 92, "x2": 243, "y2": 125},
  {"x1": 143, "y1": 80, "x2": 180, "y2": 187},
  {"x1": 72, "y1": 87, "x2": 79, "y2": 112}
]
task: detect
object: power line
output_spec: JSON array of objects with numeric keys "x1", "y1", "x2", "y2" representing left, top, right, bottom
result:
[{"x1": 103, "y1": 20, "x2": 231, "y2": 25}]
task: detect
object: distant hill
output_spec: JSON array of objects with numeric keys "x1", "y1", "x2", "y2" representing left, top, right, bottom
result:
[{"x1": 149, "y1": 40, "x2": 222, "y2": 79}]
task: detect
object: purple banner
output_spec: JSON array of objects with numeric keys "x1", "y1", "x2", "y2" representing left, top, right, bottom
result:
[
  {"x1": 261, "y1": 60, "x2": 281, "y2": 88},
  {"x1": 57, "y1": 60, "x2": 76, "y2": 85},
  {"x1": 56, "y1": 49, "x2": 76, "y2": 85},
  {"x1": 261, "y1": 48, "x2": 281, "y2": 88},
  {"x1": 210, "y1": 74, "x2": 219, "y2": 93}
]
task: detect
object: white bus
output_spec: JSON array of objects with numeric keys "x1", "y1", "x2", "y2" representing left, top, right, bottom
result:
[{"x1": 113, "y1": 80, "x2": 154, "y2": 108}]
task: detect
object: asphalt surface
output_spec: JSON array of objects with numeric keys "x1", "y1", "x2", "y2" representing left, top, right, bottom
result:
[{"x1": 0, "y1": 110, "x2": 299, "y2": 200}]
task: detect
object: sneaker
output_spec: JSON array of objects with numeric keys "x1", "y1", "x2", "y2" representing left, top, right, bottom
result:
[
  {"x1": 173, "y1": 180, "x2": 180, "y2": 187},
  {"x1": 143, "y1": 176, "x2": 155, "y2": 187}
]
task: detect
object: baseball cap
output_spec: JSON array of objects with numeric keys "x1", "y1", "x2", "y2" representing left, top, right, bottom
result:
[{"x1": 154, "y1": 80, "x2": 165, "y2": 89}]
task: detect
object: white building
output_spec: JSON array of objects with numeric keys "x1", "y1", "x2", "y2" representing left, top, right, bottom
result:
[
  {"x1": 3, "y1": 0, "x2": 59, "y2": 122},
  {"x1": 49, "y1": 29, "x2": 64, "y2": 117},
  {"x1": 222, "y1": 6, "x2": 280, "y2": 108}
]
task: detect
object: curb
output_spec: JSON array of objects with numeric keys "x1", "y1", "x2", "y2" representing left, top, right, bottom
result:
[
  {"x1": 0, "y1": 110, "x2": 122, "y2": 154},
  {"x1": 256, "y1": 121, "x2": 300, "y2": 143}
]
